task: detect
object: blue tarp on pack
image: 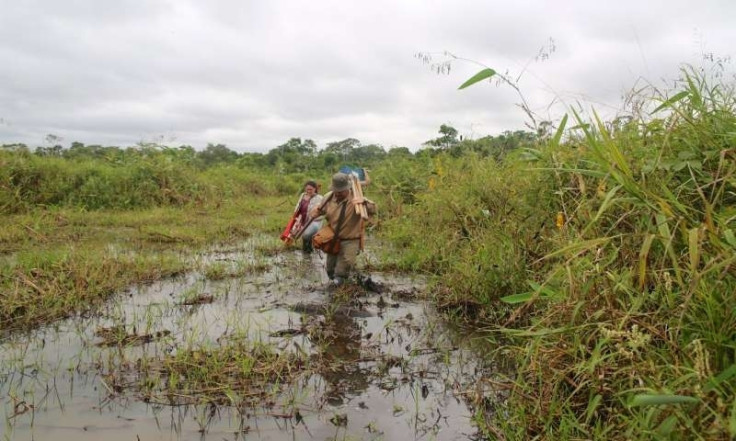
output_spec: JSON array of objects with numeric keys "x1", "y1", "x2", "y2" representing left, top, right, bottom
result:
[{"x1": 339, "y1": 165, "x2": 365, "y2": 181}]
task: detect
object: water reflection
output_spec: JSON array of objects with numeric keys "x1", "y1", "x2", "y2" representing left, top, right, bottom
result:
[
  {"x1": 313, "y1": 309, "x2": 371, "y2": 406},
  {"x1": 1, "y1": 239, "x2": 493, "y2": 440}
]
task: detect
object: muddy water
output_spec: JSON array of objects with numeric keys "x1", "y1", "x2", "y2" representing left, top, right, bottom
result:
[{"x1": 1, "y1": 238, "x2": 495, "y2": 440}]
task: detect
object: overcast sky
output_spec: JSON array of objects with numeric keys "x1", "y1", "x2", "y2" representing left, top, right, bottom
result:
[{"x1": 1, "y1": 1, "x2": 734, "y2": 153}]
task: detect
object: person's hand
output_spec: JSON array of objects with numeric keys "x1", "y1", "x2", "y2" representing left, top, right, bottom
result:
[
  {"x1": 352, "y1": 196, "x2": 365, "y2": 204},
  {"x1": 309, "y1": 208, "x2": 320, "y2": 219}
]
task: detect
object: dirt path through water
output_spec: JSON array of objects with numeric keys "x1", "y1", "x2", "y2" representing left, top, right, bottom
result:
[{"x1": 1, "y1": 237, "x2": 497, "y2": 440}]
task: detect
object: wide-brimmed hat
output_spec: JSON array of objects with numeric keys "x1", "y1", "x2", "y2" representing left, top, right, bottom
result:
[{"x1": 330, "y1": 172, "x2": 350, "y2": 192}]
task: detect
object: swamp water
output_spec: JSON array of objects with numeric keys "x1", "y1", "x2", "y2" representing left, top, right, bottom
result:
[{"x1": 1, "y1": 238, "x2": 500, "y2": 440}]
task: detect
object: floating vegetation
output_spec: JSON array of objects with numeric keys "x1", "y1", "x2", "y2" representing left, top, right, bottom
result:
[{"x1": 117, "y1": 339, "x2": 310, "y2": 407}]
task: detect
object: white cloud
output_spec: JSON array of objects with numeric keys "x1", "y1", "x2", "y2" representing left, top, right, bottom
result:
[{"x1": 1, "y1": 0, "x2": 734, "y2": 152}]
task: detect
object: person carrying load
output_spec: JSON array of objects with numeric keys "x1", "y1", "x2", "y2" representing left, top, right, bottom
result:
[{"x1": 309, "y1": 172, "x2": 376, "y2": 286}]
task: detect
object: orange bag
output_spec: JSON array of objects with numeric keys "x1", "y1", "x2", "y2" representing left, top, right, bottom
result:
[{"x1": 312, "y1": 224, "x2": 340, "y2": 255}]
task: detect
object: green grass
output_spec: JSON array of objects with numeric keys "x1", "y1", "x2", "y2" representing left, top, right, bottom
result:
[
  {"x1": 0, "y1": 195, "x2": 293, "y2": 331},
  {"x1": 375, "y1": 68, "x2": 736, "y2": 439}
]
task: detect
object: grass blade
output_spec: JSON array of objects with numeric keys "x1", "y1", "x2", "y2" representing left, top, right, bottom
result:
[
  {"x1": 638, "y1": 234, "x2": 655, "y2": 290},
  {"x1": 688, "y1": 227, "x2": 700, "y2": 273},
  {"x1": 540, "y1": 237, "x2": 613, "y2": 262},
  {"x1": 630, "y1": 394, "x2": 699, "y2": 407},
  {"x1": 704, "y1": 364, "x2": 736, "y2": 393},
  {"x1": 589, "y1": 184, "x2": 622, "y2": 226},
  {"x1": 651, "y1": 91, "x2": 690, "y2": 114},
  {"x1": 551, "y1": 114, "x2": 568, "y2": 148},
  {"x1": 724, "y1": 229, "x2": 736, "y2": 248},
  {"x1": 585, "y1": 394, "x2": 602, "y2": 424},
  {"x1": 458, "y1": 68, "x2": 496, "y2": 90},
  {"x1": 500, "y1": 292, "x2": 533, "y2": 304}
]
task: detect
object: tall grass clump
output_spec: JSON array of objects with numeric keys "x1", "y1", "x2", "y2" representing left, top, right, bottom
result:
[
  {"x1": 0, "y1": 150, "x2": 307, "y2": 214},
  {"x1": 0, "y1": 152, "x2": 198, "y2": 212},
  {"x1": 377, "y1": 149, "x2": 554, "y2": 315},
  {"x1": 379, "y1": 68, "x2": 735, "y2": 438},
  {"x1": 493, "y1": 70, "x2": 735, "y2": 439},
  {"x1": 506, "y1": 69, "x2": 733, "y2": 440},
  {"x1": 0, "y1": 247, "x2": 187, "y2": 331}
]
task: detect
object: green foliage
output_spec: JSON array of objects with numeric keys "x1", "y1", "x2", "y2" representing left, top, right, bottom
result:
[
  {"x1": 518, "y1": 72, "x2": 735, "y2": 438},
  {"x1": 447, "y1": 130, "x2": 538, "y2": 159},
  {"x1": 0, "y1": 134, "x2": 400, "y2": 215},
  {"x1": 0, "y1": 193, "x2": 289, "y2": 330},
  {"x1": 458, "y1": 68, "x2": 496, "y2": 89},
  {"x1": 376, "y1": 67, "x2": 736, "y2": 439},
  {"x1": 424, "y1": 124, "x2": 460, "y2": 149},
  {"x1": 0, "y1": 147, "x2": 311, "y2": 213},
  {"x1": 1, "y1": 245, "x2": 187, "y2": 330},
  {"x1": 368, "y1": 153, "x2": 434, "y2": 218},
  {"x1": 323, "y1": 138, "x2": 387, "y2": 167},
  {"x1": 375, "y1": 152, "x2": 552, "y2": 310},
  {"x1": 197, "y1": 143, "x2": 239, "y2": 167}
]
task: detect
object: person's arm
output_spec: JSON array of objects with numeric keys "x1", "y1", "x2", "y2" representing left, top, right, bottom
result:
[
  {"x1": 308, "y1": 205, "x2": 321, "y2": 220},
  {"x1": 307, "y1": 194, "x2": 324, "y2": 218},
  {"x1": 309, "y1": 191, "x2": 331, "y2": 219}
]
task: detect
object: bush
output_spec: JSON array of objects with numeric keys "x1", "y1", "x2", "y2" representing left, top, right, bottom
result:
[{"x1": 0, "y1": 153, "x2": 307, "y2": 213}]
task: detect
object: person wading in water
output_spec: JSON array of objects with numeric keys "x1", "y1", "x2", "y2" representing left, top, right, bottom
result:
[{"x1": 310, "y1": 172, "x2": 376, "y2": 286}]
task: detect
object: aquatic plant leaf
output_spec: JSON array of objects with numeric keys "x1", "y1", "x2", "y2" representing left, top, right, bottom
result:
[
  {"x1": 630, "y1": 394, "x2": 699, "y2": 407},
  {"x1": 458, "y1": 68, "x2": 496, "y2": 90}
]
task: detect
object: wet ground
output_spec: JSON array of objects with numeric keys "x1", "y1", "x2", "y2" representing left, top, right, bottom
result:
[{"x1": 1, "y1": 237, "x2": 496, "y2": 440}]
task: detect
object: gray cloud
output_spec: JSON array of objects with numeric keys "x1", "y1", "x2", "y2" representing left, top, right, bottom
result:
[{"x1": 1, "y1": 0, "x2": 734, "y2": 152}]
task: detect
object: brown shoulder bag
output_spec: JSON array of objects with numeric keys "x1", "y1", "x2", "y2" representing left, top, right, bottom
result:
[{"x1": 312, "y1": 200, "x2": 347, "y2": 255}]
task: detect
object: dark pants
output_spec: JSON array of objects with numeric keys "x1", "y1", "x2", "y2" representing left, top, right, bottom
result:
[{"x1": 326, "y1": 239, "x2": 360, "y2": 281}]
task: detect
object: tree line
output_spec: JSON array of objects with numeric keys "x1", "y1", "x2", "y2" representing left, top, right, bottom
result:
[{"x1": 1, "y1": 126, "x2": 539, "y2": 171}]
